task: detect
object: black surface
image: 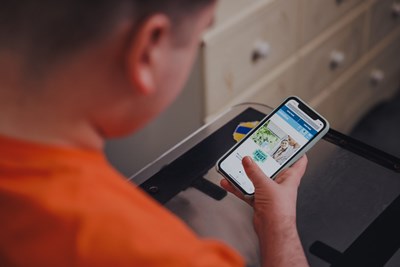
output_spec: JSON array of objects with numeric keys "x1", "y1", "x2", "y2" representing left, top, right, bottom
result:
[
  {"x1": 191, "y1": 177, "x2": 227, "y2": 201},
  {"x1": 138, "y1": 103, "x2": 400, "y2": 266},
  {"x1": 324, "y1": 129, "x2": 400, "y2": 173},
  {"x1": 310, "y1": 195, "x2": 400, "y2": 267},
  {"x1": 310, "y1": 241, "x2": 343, "y2": 265},
  {"x1": 351, "y1": 93, "x2": 400, "y2": 158},
  {"x1": 139, "y1": 106, "x2": 400, "y2": 204},
  {"x1": 307, "y1": 94, "x2": 400, "y2": 266},
  {"x1": 332, "y1": 194, "x2": 400, "y2": 266},
  {"x1": 139, "y1": 108, "x2": 266, "y2": 204}
]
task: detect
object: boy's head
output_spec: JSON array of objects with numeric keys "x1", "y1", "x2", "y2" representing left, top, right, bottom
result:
[{"x1": 0, "y1": 1, "x2": 216, "y2": 147}]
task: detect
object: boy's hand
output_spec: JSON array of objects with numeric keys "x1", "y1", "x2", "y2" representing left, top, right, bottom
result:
[
  {"x1": 220, "y1": 155, "x2": 308, "y2": 231},
  {"x1": 222, "y1": 156, "x2": 310, "y2": 267}
]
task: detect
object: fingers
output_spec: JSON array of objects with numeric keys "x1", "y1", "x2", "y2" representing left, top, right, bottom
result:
[
  {"x1": 220, "y1": 179, "x2": 246, "y2": 201},
  {"x1": 220, "y1": 179, "x2": 253, "y2": 206},
  {"x1": 280, "y1": 155, "x2": 308, "y2": 187},
  {"x1": 242, "y1": 156, "x2": 274, "y2": 189},
  {"x1": 221, "y1": 155, "x2": 308, "y2": 205}
]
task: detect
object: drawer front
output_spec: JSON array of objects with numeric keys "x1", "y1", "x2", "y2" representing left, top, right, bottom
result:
[
  {"x1": 213, "y1": 0, "x2": 257, "y2": 26},
  {"x1": 203, "y1": 0, "x2": 298, "y2": 116},
  {"x1": 298, "y1": 14, "x2": 366, "y2": 102},
  {"x1": 369, "y1": 0, "x2": 400, "y2": 49},
  {"x1": 316, "y1": 33, "x2": 400, "y2": 132},
  {"x1": 366, "y1": 32, "x2": 400, "y2": 100},
  {"x1": 300, "y1": 0, "x2": 363, "y2": 44},
  {"x1": 241, "y1": 63, "x2": 298, "y2": 109}
]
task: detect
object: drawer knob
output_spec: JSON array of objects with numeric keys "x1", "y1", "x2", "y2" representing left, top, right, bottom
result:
[
  {"x1": 370, "y1": 69, "x2": 385, "y2": 86},
  {"x1": 330, "y1": 50, "x2": 346, "y2": 70},
  {"x1": 252, "y1": 41, "x2": 271, "y2": 63},
  {"x1": 392, "y1": 2, "x2": 400, "y2": 18}
]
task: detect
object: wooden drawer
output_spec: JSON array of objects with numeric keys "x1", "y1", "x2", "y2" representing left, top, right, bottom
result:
[
  {"x1": 213, "y1": 0, "x2": 258, "y2": 26},
  {"x1": 367, "y1": 32, "x2": 400, "y2": 101},
  {"x1": 203, "y1": 0, "x2": 298, "y2": 116},
  {"x1": 369, "y1": 0, "x2": 400, "y2": 49},
  {"x1": 241, "y1": 63, "x2": 298, "y2": 109},
  {"x1": 300, "y1": 0, "x2": 363, "y2": 44},
  {"x1": 315, "y1": 33, "x2": 400, "y2": 132},
  {"x1": 298, "y1": 14, "x2": 366, "y2": 102}
]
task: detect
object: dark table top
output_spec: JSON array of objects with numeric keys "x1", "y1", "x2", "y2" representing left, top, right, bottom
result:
[{"x1": 130, "y1": 104, "x2": 400, "y2": 267}]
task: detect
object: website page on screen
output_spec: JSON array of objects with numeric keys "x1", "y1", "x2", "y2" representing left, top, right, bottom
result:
[{"x1": 220, "y1": 100, "x2": 324, "y2": 194}]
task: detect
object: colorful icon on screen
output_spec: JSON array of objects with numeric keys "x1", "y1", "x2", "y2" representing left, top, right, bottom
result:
[{"x1": 253, "y1": 149, "x2": 268, "y2": 163}]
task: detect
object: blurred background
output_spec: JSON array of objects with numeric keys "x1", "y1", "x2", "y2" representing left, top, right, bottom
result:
[{"x1": 105, "y1": 0, "x2": 400, "y2": 177}]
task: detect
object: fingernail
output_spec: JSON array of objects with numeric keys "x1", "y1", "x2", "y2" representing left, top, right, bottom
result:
[{"x1": 243, "y1": 156, "x2": 253, "y2": 166}]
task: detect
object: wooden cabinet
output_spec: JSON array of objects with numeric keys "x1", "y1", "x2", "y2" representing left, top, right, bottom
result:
[
  {"x1": 369, "y1": 0, "x2": 400, "y2": 48},
  {"x1": 203, "y1": 0, "x2": 299, "y2": 115},
  {"x1": 314, "y1": 32, "x2": 400, "y2": 132},
  {"x1": 198, "y1": 0, "x2": 400, "y2": 132},
  {"x1": 300, "y1": 0, "x2": 363, "y2": 44},
  {"x1": 241, "y1": 61, "x2": 299, "y2": 109},
  {"x1": 298, "y1": 14, "x2": 366, "y2": 100}
]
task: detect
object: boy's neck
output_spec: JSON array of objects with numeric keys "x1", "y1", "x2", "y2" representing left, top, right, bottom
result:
[
  {"x1": 0, "y1": 61, "x2": 104, "y2": 151},
  {"x1": 0, "y1": 101, "x2": 104, "y2": 151}
]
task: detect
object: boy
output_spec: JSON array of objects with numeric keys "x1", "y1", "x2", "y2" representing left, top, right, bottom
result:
[{"x1": 0, "y1": 1, "x2": 309, "y2": 266}]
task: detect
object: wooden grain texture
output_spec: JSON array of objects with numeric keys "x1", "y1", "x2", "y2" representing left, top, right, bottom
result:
[
  {"x1": 300, "y1": 0, "x2": 364, "y2": 44},
  {"x1": 203, "y1": 0, "x2": 299, "y2": 115},
  {"x1": 240, "y1": 60, "x2": 299, "y2": 108},
  {"x1": 298, "y1": 14, "x2": 366, "y2": 101},
  {"x1": 201, "y1": 0, "x2": 399, "y2": 127},
  {"x1": 315, "y1": 31, "x2": 400, "y2": 132},
  {"x1": 369, "y1": 0, "x2": 400, "y2": 49}
]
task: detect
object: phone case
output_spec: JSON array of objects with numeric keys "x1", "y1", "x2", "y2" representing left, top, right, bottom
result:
[{"x1": 216, "y1": 96, "x2": 330, "y2": 196}]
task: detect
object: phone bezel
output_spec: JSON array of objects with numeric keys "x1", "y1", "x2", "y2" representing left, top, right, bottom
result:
[{"x1": 216, "y1": 96, "x2": 329, "y2": 195}]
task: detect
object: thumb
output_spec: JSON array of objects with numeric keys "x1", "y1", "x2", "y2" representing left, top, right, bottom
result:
[
  {"x1": 280, "y1": 155, "x2": 308, "y2": 188},
  {"x1": 242, "y1": 156, "x2": 274, "y2": 189}
]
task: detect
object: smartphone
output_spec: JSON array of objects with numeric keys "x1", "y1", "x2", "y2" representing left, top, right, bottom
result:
[{"x1": 216, "y1": 96, "x2": 329, "y2": 196}]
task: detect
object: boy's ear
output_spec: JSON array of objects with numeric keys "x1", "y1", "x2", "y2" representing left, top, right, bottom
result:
[{"x1": 126, "y1": 14, "x2": 171, "y2": 96}]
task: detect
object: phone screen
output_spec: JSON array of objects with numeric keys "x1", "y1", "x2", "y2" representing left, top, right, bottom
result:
[{"x1": 218, "y1": 98, "x2": 327, "y2": 194}]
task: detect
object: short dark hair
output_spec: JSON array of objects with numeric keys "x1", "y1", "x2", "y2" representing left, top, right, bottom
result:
[{"x1": 0, "y1": 0, "x2": 214, "y2": 65}]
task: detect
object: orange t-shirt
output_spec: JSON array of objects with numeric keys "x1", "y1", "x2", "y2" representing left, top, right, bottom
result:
[{"x1": 0, "y1": 135, "x2": 244, "y2": 267}]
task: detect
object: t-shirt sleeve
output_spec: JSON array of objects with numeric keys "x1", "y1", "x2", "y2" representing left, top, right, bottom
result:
[
  {"x1": 75, "y1": 190, "x2": 245, "y2": 267},
  {"x1": 76, "y1": 219, "x2": 245, "y2": 267}
]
